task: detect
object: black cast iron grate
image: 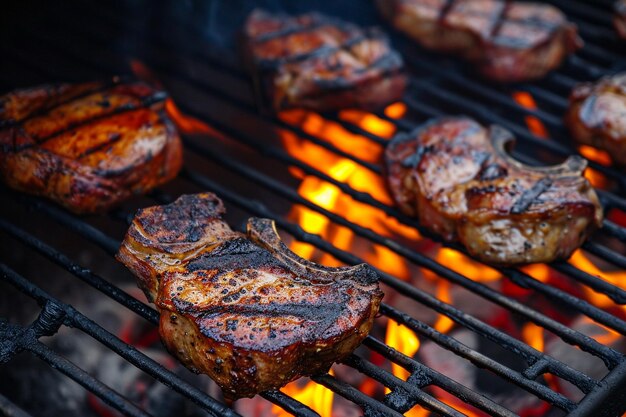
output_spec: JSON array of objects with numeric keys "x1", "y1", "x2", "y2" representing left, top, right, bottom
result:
[{"x1": 0, "y1": 1, "x2": 625, "y2": 416}]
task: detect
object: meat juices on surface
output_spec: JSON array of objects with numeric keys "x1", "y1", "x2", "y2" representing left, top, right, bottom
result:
[
  {"x1": 566, "y1": 73, "x2": 626, "y2": 167},
  {"x1": 386, "y1": 117, "x2": 603, "y2": 266},
  {"x1": 242, "y1": 9, "x2": 407, "y2": 112},
  {"x1": 117, "y1": 193, "x2": 383, "y2": 399},
  {"x1": 615, "y1": 0, "x2": 626, "y2": 40},
  {"x1": 0, "y1": 79, "x2": 182, "y2": 213},
  {"x1": 376, "y1": 0, "x2": 582, "y2": 82}
]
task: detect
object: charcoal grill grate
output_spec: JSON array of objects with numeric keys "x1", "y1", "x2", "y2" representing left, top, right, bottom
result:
[{"x1": 1, "y1": 0, "x2": 626, "y2": 416}]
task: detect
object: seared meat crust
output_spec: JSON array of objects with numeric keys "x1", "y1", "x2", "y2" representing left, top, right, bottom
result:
[
  {"x1": 242, "y1": 9, "x2": 407, "y2": 112},
  {"x1": 377, "y1": 0, "x2": 582, "y2": 82},
  {"x1": 386, "y1": 117, "x2": 602, "y2": 265},
  {"x1": 0, "y1": 79, "x2": 182, "y2": 213},
  {"x1": 117, "y1": 193, "x2": 383, "y2": 399},
  {"x1": 616, "y1": 0, "x2": 626, "y2": 40},
  {"x1": 566, "y1": 73, "x2": 626, "y2": 167}
]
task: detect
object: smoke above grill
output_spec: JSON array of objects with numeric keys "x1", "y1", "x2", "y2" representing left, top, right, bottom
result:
[{"x1": 1, "y1": 1, "x2": 625, "y2": 417}]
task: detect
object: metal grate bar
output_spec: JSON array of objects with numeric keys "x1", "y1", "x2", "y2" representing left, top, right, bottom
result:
[
  {"x1": 361, "y1": 336, "x2": 518, "y2": 417},
  {"x1": 182, "y1": 132, "x2": 626, "y2": 341},
  {"x1": 2, "y1": 13, "x2": 620, "y2": 368},
  {"x1": 0, "y1": 214, "x2": 457, "y2": 417},
  {"x1": 0, "y1": 194, "x2": 320, "y2": 417},
  {"x1": 342, "y1": 355, "x2": 465, "y2": 417},
  {"x1": 0, "y1": 196, "x2": 520, "y2": 416},
  {"x1": 24, "y1": 0, "x2": 626, "y2": 193},
  {"x1": 0, "y1": 263, "x2": 244, "y2": 417},
  {"x1": 0, "y1": 185, "x2": 584, "y2": 414},
  {"x1": 178, "y1": 169, "x2": 604, "y2": 393},
  {"x1": 2, "y1": 2, "x2": 625, "y2": 416},
  {"x1": 310, "y1": 374, "x2": 405, "y2": 417},
  {"x1": 178, "y1": 98, "x2": 626, "y2": 306},
  {"x1": 378, "y1": 305, "x2": 577, "y2": 409},
  {"x1": 0, "y1": 215, "x2": 159, "y2": 323},
  {"x1": 26, "y1": 338, "x2": 154, "y2": 417}
]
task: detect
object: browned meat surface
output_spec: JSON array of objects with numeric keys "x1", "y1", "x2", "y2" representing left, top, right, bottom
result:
[
  {"x1": 242, "y1": 9, "x2": 406, "y2": 112},
  {"x1": 0, "y1": 79, "x2": 182, "y2": 213},
  {"x1": 566, "y1": 73, "x2": 626, "y2": 167},
  {"x1": 377, "y1": 0, "x2": 582, "y2": 82},
  {"x1": 385, "y1": 117, "x2": 602, "y2": 265},
  {"x1": 117, "y1": 193, "x2": 383, "y2": 399},
  {"x1": 616, "y1": 0, "x2": 626, "y2": 39}
]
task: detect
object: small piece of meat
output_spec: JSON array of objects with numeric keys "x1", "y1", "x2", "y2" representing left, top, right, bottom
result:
[
  {"x1": 377, "y1": 0, "x2": 582, "y2": 82},
  {"x1": 566, "y1": 73, "x2": 626, "y2": 167},
  {"x1": 385, "y1": 117, "x2": 602, "y2": 265},
  {"x1": 615, "y1": 0, "x2": 626, "y2": 40},
  {"x1": 0, "y1": 79, "x2": 182, "y2": 213},
  {"x1": 242, "y1": 9, "x2": 407, "y2": 112},
  {"x1": 117, "y1": 193, "x2": 383, "y2": 399}
]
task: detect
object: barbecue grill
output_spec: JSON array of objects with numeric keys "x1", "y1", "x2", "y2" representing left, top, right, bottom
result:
[{"x1": 1, "y1": 1, "x2": 625, "y2": 416}]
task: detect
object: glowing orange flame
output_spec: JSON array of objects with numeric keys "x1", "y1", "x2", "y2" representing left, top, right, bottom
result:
[
  {"x1": 522, "y1": 322, "x2": 544, "y2": 352},
  {"x1": 130, "y1": 59, "x2": 219, "y2": 137},
  {"x1": 272, "y1": 371, "x2": 334, "y2": 417},
  {"x1": 433, "y1": 248, "x2": 501, "y2": 283},
  {"x1": 384, "y1": 102, "x2": 407, "y2": 119},
  {"x1": 569, "y1": 250, "x2": 626, "y2": 316},
  {"x1": 165, "y1": 99, "x2": 221, "y2": 136},
  {"x1": 520, "y1": 263, "x2": 551, "y2": 283},
  {"x1": 578, "y1": 145, "x2": 610, "y2": 188},
  {"x1": 282, "y1": 103, "x2": 419, "y2": 280},
  {"x1": 512, "y1": 92, "x2": 548, "y2": 139},
  {"x1": 513, "y1": 90, "x2": 608, "y2": 189},
  {"x1": 385, "y1": 320, "x2": 420, "y2": 384}
]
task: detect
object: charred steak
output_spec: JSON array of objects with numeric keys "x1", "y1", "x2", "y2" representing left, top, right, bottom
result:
[
  {"x1": 0, "y1": 79, "x2": 182, "y2": 213},
  {"x1": 386, "y1": 117, "x2": 602, "y2": 265},
  {"x1": 242, "y1": 9, "x2": 407, "y2": 112},
  {"x1": 566, "y1": 73, "x2": 626, "y2": 167},
  {"x1": 117, "y1": 193, "x2": 383, "y2": 399},
  {"x1": 616, "y1": 0, "x2": 626, "y2": 40},
  {"x1": 376, "y1": 0, "x2": 582, "y2": 82}
]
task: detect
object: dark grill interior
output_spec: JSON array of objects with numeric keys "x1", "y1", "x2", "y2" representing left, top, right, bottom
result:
[{"x1": 1, "y1": 1, "x2": 625, "y2": 416}]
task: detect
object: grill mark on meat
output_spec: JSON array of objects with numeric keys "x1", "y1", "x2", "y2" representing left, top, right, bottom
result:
[
  {"x1": 566, "y1": 73, "x2": 626, "y2": 166},
  {"x1": 34, "y1": 90, "x2": 168, "y2": 144},
  {"x1": 254, "y1": 33, "x2": 370, "y2": 71},
  {"x1": 378, "y1": 0, "x2": 581, "y2": 81},
  {"x1": 386, "y1": 116, "x2": 602, "y2": 265},
  {"x1": 244, "y1": 10, "x2": 406, "y2": 112},
  {"x1": 439, "y1": 0, "x2": 455, "y2": 22},
  {"x1": 0, "y1": 81, "x2": 182, "y2": 213},
  {"x1": 117, "y1": 193, "x2": 382, "y2": 398},
  {"x1": 488, "y1": 1, "x2": 510, "y2": 40},
  {"x1": 251, "y1": 17, "x2": 325, "y2": 43},
  {"x1": 478, "y1": 163, "x2": 508, "y2": 181},
  {"x1": 182, "y1": 300, "x2": 346, "y2": 322},
  {"x1": 186, "y1": 239, "x2": 284, "y2": 273},
  {"x1": 76, "y1": 132, "x2": 122, "y2": 158},
  {"x1": 0, "y1": 78, "x2": 124, "y2": 128},
  {"x1": 402, "y1": 144, "x2": 435, "y2": 168},
  {"x1": 510, "y1": 177, "x2": 553, "y2": 214}
]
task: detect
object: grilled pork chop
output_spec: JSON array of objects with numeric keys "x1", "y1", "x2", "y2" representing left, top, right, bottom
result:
[
  {"x1": 242, "y1": 9, "x2": 407, "y2": 112},
  {"x1": 386, "y1": 117, "x2": 602, "y2": 265},
  {"x1": 0, "y1": 79, "x2": 182, "y2": 213},
  {"x1": 376, "y1": 0, "x2": 582, "y2": 82},
  {"x1": 117, "y1": 193, "x2": 383, "y2": 399},
  {"x1": 616, "y1": 0, "x2": 626, "y2": 40},
  {"x1": 566, "y1": 73, "x2": 626, "y2": 167}
]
